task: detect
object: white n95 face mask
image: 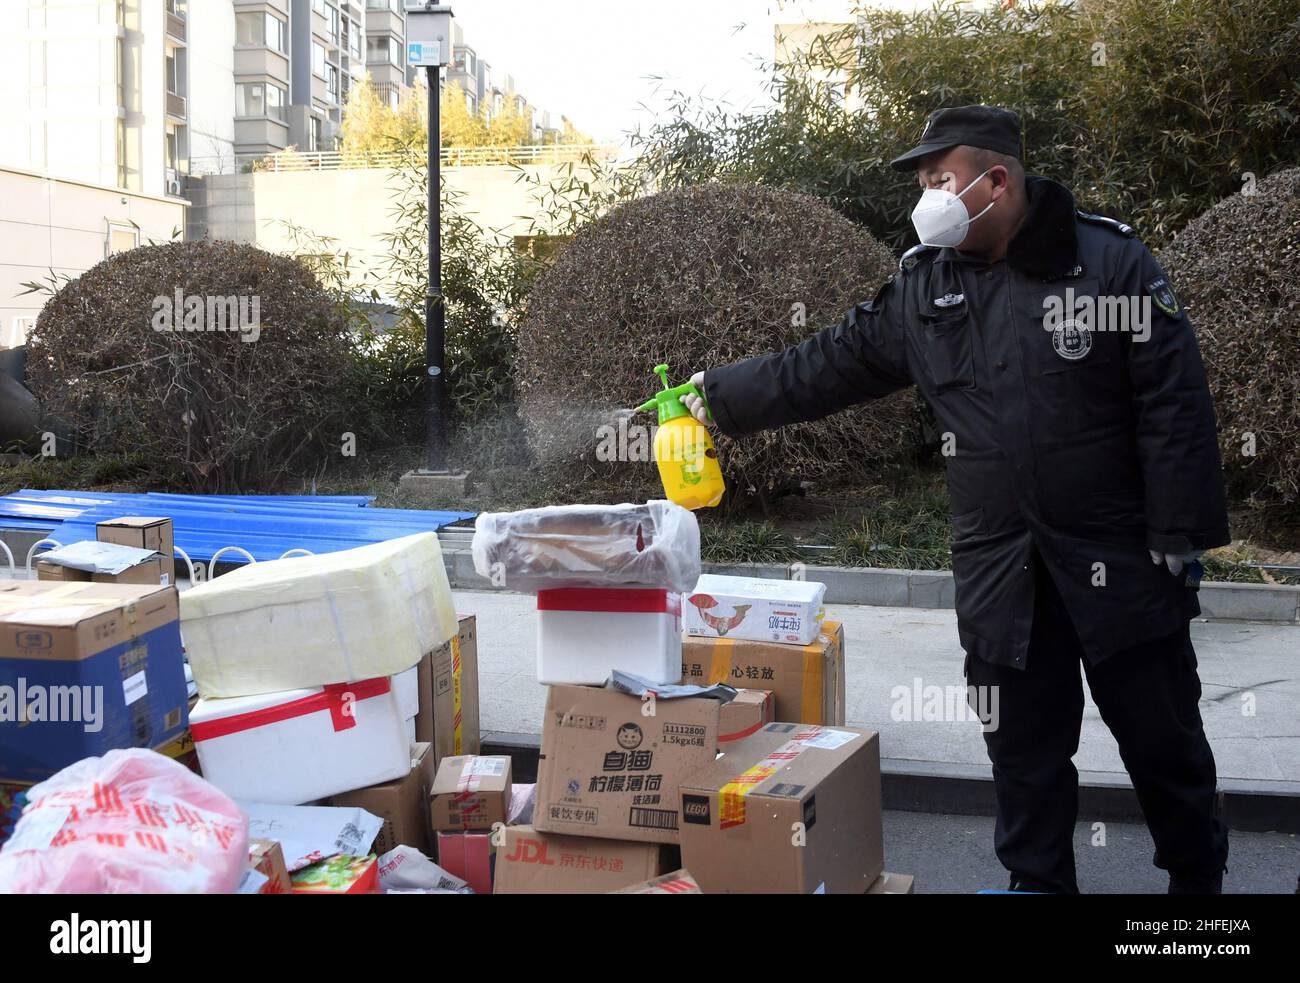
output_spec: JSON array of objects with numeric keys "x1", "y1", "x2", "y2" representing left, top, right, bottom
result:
[{"x1": 910, "y1": 169, "x2": 995, "y2": 248}]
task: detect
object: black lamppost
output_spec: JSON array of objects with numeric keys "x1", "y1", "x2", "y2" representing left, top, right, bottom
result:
[{"x1": 404, "y1": 2, "x2": 455, "y2": 475}]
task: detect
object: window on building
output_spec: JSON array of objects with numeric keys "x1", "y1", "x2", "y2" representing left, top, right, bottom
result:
[
  {"x1": 266, "y1": 13, "x2": 286, "y2": 52},
  {"x1": 116, "y1": 118, "x2": 127, "y2": 189},
  {"x1": 327, "y1": 65, "x2": 339, "y2": 102},
  {"x1": 310, "y1": 116, "x2": 323, "y2": 151},
  {"x1": 465, "y1": 91, "x2": 475, "y2": 114},
  {"x1": 389, "y1": 89, "x2": 400, "y2": 110},
  {"x1": 165, "y1": 51, "x2": 178, "y2": 94},
  {"x1": 329, "y1": 6, "x2": 340, "y2": 46},
  {"x1": 312, "y1": 41, "x2": 326, "y2": 77},
  {"x1": 348, "y1": 21, "x2": 362, "y2": 60},
  {"x1": 107, "y1": 222, "x2": 139, "y2": 256},
  {"x1": 236, "y1": 82, "x2": 287, "y2": 121},
  {"x1": 312, "y1": 0, "x2": 327, "y2": 15},
  {"x1": 368, "y1": 35, "x2": 401, "y2": 68}
]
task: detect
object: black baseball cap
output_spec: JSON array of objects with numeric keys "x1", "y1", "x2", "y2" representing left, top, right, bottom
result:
[{"x1": 889, "y1": 105, "x2": 1023, "y2": 171}]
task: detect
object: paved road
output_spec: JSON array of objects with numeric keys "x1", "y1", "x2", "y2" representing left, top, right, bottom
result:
[{"x1": 883, "y1": 810, "x2": 1299, "y2": 894}]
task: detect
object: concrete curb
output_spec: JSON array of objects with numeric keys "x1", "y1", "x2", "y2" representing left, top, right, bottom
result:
[
  {"x1": 481, "y1": 731, "x2": 1300, "y2": 834},
  {"x1": 441, "y1": 549, "x2": 1300, "y2": 625}
]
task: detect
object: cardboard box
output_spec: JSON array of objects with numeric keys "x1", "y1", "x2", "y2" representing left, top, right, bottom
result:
[
  {"x1": 0, "y1": 580, "x2": 189, "y2": 783},
  {"x1": 189, "y1": 671, "x2": 415, "y2": 805},
  {"x1": 34, "y1": 562, "x2": 91, "y2": 583},
  {"x1": 330, "y1": 743, "x2": 436, "y2": 856},
  {"x1": 719, "y1": 688, "x2": 774, "y2": 743},
  {"x1": 685, "y1": 574, "x2": 826, "y2": 645},
  {"x1": 610, "y1": 869, "x2": 703, "y2": 894},
  {"x1": 436, "y1": 831, "x2": 494, "y2": 894},
  {"x1": 679, "y1": 722, "x2": 883, "y2": 894},
  {"x1": 535, "y1": 684, "x2": 720, "y2": 844},
  {"x1": 867, "y1": 872, "x2": 915, "y2": 894},
  {"x1": 419, "y1": 614, "x2": 480, "y2": 768},
  {"x1": 681, "y1": 621, "x2": 845, "y2": 726},
  {"x1": 249, "y1": 838, "x2": 293, "y2": 894},
  {"x1": 96, "y1": 516, "x2": 175, "y2": 586},
  {"x1": 429, "y1": 754, "x2": 513, "y2": 831},
  {"x1": 37, "y1": 556, "x2": 165, "y2": 586},
  {"x1": 290, "y1": 854, "x2": 380, "y2": 894},
  {"x1": 494, "y1": 824, "x2": 669, "y2": 894}
]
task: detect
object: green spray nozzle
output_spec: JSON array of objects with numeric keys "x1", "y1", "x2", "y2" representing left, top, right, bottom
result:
[{"x1": 635, "y1": 363, "x2": 711, "y2": 425}]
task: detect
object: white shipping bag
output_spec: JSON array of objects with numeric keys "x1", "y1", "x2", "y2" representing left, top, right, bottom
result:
[{"x1": 180, "y1": 532, "x2": 457, "y2": 697}]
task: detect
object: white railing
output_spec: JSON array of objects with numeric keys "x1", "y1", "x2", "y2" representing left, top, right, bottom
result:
[{"x1": 256, "y1": 144, "x2": 617, "y2": 172}]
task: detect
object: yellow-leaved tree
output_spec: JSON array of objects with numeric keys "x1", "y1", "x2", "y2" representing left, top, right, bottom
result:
[{"x1": 340, "y1": 72, "x2": 426, "y2": 158}]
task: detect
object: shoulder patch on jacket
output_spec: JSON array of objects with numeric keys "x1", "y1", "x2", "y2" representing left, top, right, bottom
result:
[
  {"x1": 899, "y1": 243, "x2": 938, "y2": 273},
  {"x1": 1075, "y1": 210, "x2": 1136, "y2": 238}
]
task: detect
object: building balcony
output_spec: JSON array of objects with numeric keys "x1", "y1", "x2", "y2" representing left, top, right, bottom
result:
[
  {"x1": 166, "y1": 10, "x2": 187, "y2": 44},
  {"x1": 166, "y1": 90, "x2": 187, "y2": 120}
]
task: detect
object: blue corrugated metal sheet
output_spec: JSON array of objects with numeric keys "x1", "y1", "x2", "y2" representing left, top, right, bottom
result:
[{"x1": 0, "y1": 490, "x2": 475, "y2": 566}]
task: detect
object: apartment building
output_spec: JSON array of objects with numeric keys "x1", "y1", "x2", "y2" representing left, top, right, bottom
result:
[
  {"x1": 0, "y1": 0, "x2": 193, "y2": 196},
  {"x1": 364, "y1": 0, "x2": 417, "y2": 110}
]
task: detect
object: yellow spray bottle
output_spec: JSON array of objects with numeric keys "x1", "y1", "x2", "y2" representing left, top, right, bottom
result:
[{"x1": 635, "y1": 363, "x2": 726, "y2": 510}]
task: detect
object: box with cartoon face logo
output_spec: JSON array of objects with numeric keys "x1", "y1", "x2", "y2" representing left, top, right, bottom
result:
[{"x1": 535, "y1": 684, "x2": 720, "y2": 844}]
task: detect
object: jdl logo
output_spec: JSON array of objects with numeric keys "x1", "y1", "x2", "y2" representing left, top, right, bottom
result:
[{"x1": 506, "y1": 837, "x2": 555, "y2": 866}]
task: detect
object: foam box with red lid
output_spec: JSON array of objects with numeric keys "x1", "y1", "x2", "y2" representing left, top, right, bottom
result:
[
  {"x1": 536, "y1": 586, "x2": 681, "y2": 685},
  {"x1": 189, "y1": 670, "x2": 415, "y2": 805}
]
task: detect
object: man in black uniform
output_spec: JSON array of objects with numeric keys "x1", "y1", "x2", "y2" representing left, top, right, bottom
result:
[{"x1": 681, "y1": 106, "x2": 1231, "y2": 893}]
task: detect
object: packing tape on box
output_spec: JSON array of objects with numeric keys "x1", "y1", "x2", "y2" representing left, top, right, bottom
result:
[
  {"x1": 704, "y1": 636, "x2": 827, "y2": 725},
  {"x1": 452, "y1": 631, "x2": 464, "y2": 756},
  {"x1": 718, "y1": 726, "x2": 833, "y2": 830},
  {"x1": 190, "y1": 677, "x2": 392, "y2": 741}
]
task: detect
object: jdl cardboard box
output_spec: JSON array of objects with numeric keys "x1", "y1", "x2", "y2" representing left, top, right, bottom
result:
[
  {"x1": 418, "y1": 614, "x2": 480, "y2": 769},
  {"x1": 610, "y1": 869, "x2": 703, "y2": 894},
  {"x1": 96, "y1": 517, "x2": 175, "y2": 586},
  {"x1": 679, "y1": 722, "x2": 883, "y2": 894},
  {"x1": 0, "y1": 581, "x2": 189, "y2": 783},
  {"x1": 494, "y1": 824, "x2": 670, "y2": 894},
  {"x1": 681, "y1": 621, "x2": 845, "y2": 726},
  {"x1": 429, "y1": 754, "x2": 512, "y2": 831},
  {"x1": 535, "y1": 684, "x2": 720, "y2": 845},
  {"x1": 684, "y1": 575, "x2": 826, "y2": 645},
  {"x1": 719, "y1": 688, "x2": 774, "y2": 743},
  {"x1": 331, "y1": 743, "x2": 437, "y2": 856}
]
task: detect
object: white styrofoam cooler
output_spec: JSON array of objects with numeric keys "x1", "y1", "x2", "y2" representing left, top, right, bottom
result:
[
  {"x1": 536, "y1": 586, "x2": 681, "y2": 686},
  {"x1": 179, "y1": 532, "x2": 457, "y2": 698},
  {"x1": 189, "y1": 669, "x2": 416, "y2": 805}
]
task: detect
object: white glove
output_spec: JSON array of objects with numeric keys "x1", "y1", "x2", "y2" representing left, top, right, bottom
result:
[
  {"x1": 1149, "y1": 549, "x2": 1203, "y2": 577},
  {"x1": 679, "y1": 371, "x2": 713, "y2": 425}
]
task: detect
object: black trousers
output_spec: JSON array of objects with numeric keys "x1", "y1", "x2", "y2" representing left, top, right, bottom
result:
[{"x1": 964, "y1": 555, "x2": 1229, "y2": 893}]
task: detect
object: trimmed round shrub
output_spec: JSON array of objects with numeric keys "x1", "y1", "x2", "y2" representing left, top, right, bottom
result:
[
  {"x1": 27, "y1": 240, "x2": 353, "y2": 491},
  {"x1": 516, "y1": 182, "x2": 913, "y2": 504},
  {"x1": 1159, "y1": 167, "x2": 1300, "y2": 507}
]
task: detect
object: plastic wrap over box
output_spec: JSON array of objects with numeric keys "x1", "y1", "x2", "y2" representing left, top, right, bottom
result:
[
  {"x1": 471, "y1": 501, "x2": 700, "y2": 593},
  {"x1": 180, "y1": 533, "x2": 457, "y2": 698}
]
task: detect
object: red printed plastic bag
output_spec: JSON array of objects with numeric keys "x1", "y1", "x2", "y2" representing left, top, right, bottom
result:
[{"x1": 0, "y1": 748, "x2": 248, "y2": 894}]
